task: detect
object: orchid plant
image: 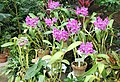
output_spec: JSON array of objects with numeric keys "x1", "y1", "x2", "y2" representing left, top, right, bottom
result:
[{"x1": 1, "y1": 0, "x2": 115, "y2": 81}]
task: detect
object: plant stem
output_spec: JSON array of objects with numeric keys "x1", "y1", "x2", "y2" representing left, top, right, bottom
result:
[
  {"x1": 18, "y1": 46, "x2": 23, "y2": 67},
  {"x1": 13, "y1": 0, "x2": 21, "y2": 33},
  {"x1": 26, "y1": 50, "x2": 29, "y2": 69},
  {"x1": 83, "y1": 17, "x2": 98, "y2": 51}
]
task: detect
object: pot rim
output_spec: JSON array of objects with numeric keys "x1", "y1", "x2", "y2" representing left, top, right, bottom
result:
[{"x1": 71, "y1": 61, "x2": 87, "y2": 70}]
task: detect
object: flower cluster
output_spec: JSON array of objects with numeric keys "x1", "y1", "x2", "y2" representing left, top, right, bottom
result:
[
  {"x1": 75, "y1": 6, "x2": 88, "y2": 16},
  {"x1": 52, "y1": 28, "x2": 69, "y2": 42},
  {"x1": 45, "y1": 18, "x2": 57, "y2": 27},
  {"x1": 78, "y1": 42, "x2": 94, "y2": 55},
  {"x1": 18, "y1": 37, "x2": 28, "y2": 47},
  {"x1": 48, "y1": 0, "x2": 60, "y2": 10},
  {"x1": 25, "y1": 16, "x2": 39, "y2": 27},
  {"x1": 66, "y1": 19, "x2": 81, "y2": 34},
  {"x1": 94, "y1": 16, "x2": 109, "y2": 30}
]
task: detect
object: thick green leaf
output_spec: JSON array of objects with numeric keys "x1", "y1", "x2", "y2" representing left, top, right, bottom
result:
[
  {"x1": 95, "y1": 29, "x2": 101, "y2": 43},
  {"x1": 80, "y1": 31, "x2": 86, "y2": 42},
  {"x1": 38, "y1": 75, "x2": 45, "y2": 82},
  {"x1": 29, "y1": 13, "x2": 36, "y2": 18},
  {"x1": 97, "y1": 54, "x2": 109, "y2": 59},
  {"x1": 60, "y1": 8, "x2": 69, "y2": 16},
  {"x1": 42, "y1": 55, "x2": 51, "y2": 60},
  {"x1": 112, "y1": 51, "x2": 119, "y2": 61},
  {"x1": 54, "y1": 11, "x2": 58, "y2": 18},
  {"x1": 8, "y1": 76, "x2": 14, "y2": 82},
  {"x1": 108, "y1": 19, "x2": 114, "y2": 28},
  {"x1": 106, "y1": 68, "x2": 112, "y2": 76},
  {"x1": 1, "y1": 42, "x2": 14, "y2": 47},
  {"x1": 102, "y1": 69, "x2": 107, "y2": 78},
  {"x1": 91, "y1": 12, "x2": 97, "y2": 19},
  {"x1": 84, "y1": 75, "x2": 96, "y2": 82},
  {"x1": 15, "y1": 76, "x2": 20, "y2": 82},
  {"x1": 0, "y1": 4, "x2": 4, "y2": 11},
  {"x1": 66, "y1": 41, "x2": 81, "y2": 52},
  {"x1": 59, "y1": 22, "x2": 68, "y2": 28},
  {"x1": 62, "y1": 59, "x2": 70, "y2": 65},
  {"x1": 44, "y1": 31, "x2": 52, "y2": 34},
  {"x1": 0, "y1": 13, "x2": 11, "y2": 21},
  {"x1": 43, "y1": 40, "x2": 52, "y2": 46},
  {"x1": 24, "y1": 64, "x2": 38, "y2": 79},
  {"x1": 24, "y1": 59, "x2": 46, "y2": 80},
  {"x1": 49, "y1": 51, "x2": 64, "y2": 64},
  {"x1": 84, "y1": 64, "x2": 98, "y2": 75},
  {"x1": 98, "y1": 62, "x2": 105, "y2": 74}
]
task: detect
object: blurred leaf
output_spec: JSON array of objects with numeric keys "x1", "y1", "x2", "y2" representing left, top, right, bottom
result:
[
  {"x1": 44, "y1": 31, "x2": 52, "y2": 34},
  {"x1": 29, "y1": 13, "x2": 36, "y2": 18},
  {"x1": 54, "y1": 11, "x2": 58, "y2": 18},
  {"x1": 98, "y1": 62, "x2": 105, "y2": 74},
  {"x1": 80, "y1": 31, "x2": 86, "y2": 42},
  {"x1": 1, "y1": 42, "x2": 14, "y2": 47},
  {"x1": 102, "y1": 69, "x2": 107, "y2": 78},
  {"x1": 108, "y1": 19, "x2": 114, "y2": 28},
  {"x1": 97, "y1": 54, "x2": 109, "y2": 59},
  {"x1": 84, "y1": 75, "x2": 96, "y2": 82},
  {"x1": 95, "y1": 29, "x2": 101, "y2": 43},
  {"x1": 60, "y1": 8, "x2": 70, "y2": 16},
  {"x1": 43, "y1": 40, "x2": 52, "y2": 46},
  {"x1": 24, "y1": 64, "x2": 38, "y2": 79},
  {"x1": 8, "y1": 76, "x2": 14, "y2": 82},
  {"x1": 0, "y1": 13, "x2": 11, "y2": 21},
  {"x1": 42, "y1": 55, "x2": 51, "y2": 60},
  {"x1": 25, "y1": 59, "x2": 46, "y2": 79},
  {"x1": 49, "y1": 51, "x2": 64, "y2": 64},
  {"x1": 15, "y1": 76, "x2": 20, "y2": 82},
  {"x1": 38, "y1": 75, "x2": 45, "y2": 82},
  {"x1": 62, "y1": 59, "x2": 70, "y2": 65},
  {"x1": 0, "y1": 4, "x2": 4, "y2": 11},
  {"x1": 84, "y1": 64, "x2": 98, "y2": 75},
  {"x1": 66, "y1": 41, "x2": 81, "y2": 52}
]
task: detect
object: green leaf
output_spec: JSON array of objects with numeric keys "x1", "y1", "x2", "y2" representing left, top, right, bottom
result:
[
  {"x1": 58, "y1": 22, "x2": 68, "y2": 28},
  {"x1": 106, "y1": 68, "x2": 112, "y2": 76},
  {"x1": 62, "y1": 59, "x2": 70, "y2": 65},
  {"x1": 98, "y1": 62, "x2": 105, "y2": 74},
  {"x1": 29, "y1": 13, "x2": 36, "y2": 18},
  {"x1": 37, "y1": 12, "x2": 45, "y2": 20},
  {"x1": 54, "y1": 11, "x2": 58, "y2": 18},
  {"x1": 49, "y1": 51, "x2": 64, "y2": 64},
  {"x1": 15, "y1": 76, "x2": 20, "y2": 82},
  {"x1": 112, "y1": 51, "x2": 119, "y2": 61},
  {"x1": 97, "y1": 54, "x2": 109, "y2": 59},
  {"x1": 8, "y1": 76, "x2": 14, "y2": 82},
  {"x1": 42, "y1": 55, "x2": 51, "y2": 60},
  {"x1": 24, "y1": 64, "x2": 38, "y2": 79},
  {"x1": 102, "y1": 69, "x2": 107, "y2": 78},
  {"x1": 0, "y1": 4, "x2": 4, "y2": 11},
  {"x1": 38, "y1": 75, "x2": 45, "y2": 82},
  {"x1": 0, "y1": 13, "x2": 11, "y2": 21},
  {"x1": 80, "y1": 31, "x2": 86, "y2": 42},
  {"x1": 44, "y1": 31, "x2": 52, "y2": 34},
  {"x1": 91, "y1": 12, "x2": 97, "y2": 19},
  {"x1": 84, "y1": 75, "x2": 96, "y2": 82},
  {"x1": 43, "y1": 40, "x2": 52, "y2": 46},
  {"x1": 95, "y1": 29, "x2": 101, "y2": 43},
  {"x1": 60, "y1": 8, "x2": 69, "y2": 16},
  {"x1": 1, "y1": 42, "x2": 14, "y2": 47},
  {"x1": 84, "y1": 64, "x2": 98, "y2": 75},
  {"x1": 66, "y1": 41, "x2": 81, "y2": 52},
  {"x1": 108, "y1": 19, "x2": 114, "y2": 28}
]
